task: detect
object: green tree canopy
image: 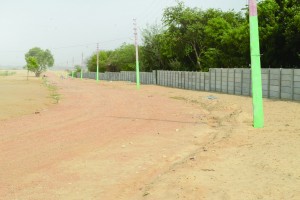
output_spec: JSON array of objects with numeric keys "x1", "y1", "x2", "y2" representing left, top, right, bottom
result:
[
  {"x1": 85, "y1": 0, "x2": 300, "y2": 72},
  {"x1": 87, "y1": 51, "x2": 110, "y2": 72},
  {"x1": 25, "y1": 47, "x2": 54, "y2": 77},
  {"x1": 109, "y1": 43, "x2": 137, "y2": 71},
  {"x1": 142, "y1": 2, "x2": 247, "y2": 71},
  {"x1": 258, "y1": 0, "x2": 300, "y2": 67},
  {"x1": 86, "y1": 43, "x2": 139, "y2": 72},
  {"x1": 142, "y1": 24, "x2": 169, "y2": 71}
]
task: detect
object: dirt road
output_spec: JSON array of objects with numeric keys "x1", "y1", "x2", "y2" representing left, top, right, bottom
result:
[{"x1": 0, "y1": 71, "x2": 299, "y2": 199}]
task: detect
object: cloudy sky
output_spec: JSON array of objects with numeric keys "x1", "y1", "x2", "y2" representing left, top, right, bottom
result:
[{"x1": 0, "y1": 0, "x2": 247, "y2": 68}]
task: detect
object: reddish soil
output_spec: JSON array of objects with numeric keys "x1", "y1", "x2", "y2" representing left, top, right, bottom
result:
[{"x1": 0, "y1": 71, "x2": 299, "y2": 200}]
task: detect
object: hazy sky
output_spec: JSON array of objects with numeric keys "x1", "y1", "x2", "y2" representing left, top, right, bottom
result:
[{"x1": 0, "y1": 0, "x2": 247, "y2": 68}]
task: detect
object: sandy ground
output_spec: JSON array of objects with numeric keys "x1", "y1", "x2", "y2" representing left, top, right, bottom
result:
[
  {"x1": 0, "y1": 70, "x2": 52, "y2": 120},
  {"x1": 0, "y1": 71, "x2": 299, "y2": 200}
]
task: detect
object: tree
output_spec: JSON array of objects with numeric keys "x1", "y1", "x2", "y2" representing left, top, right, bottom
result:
[
  {"x1": 25, "y1": 56, "x2": 39, "y2": 72},
  {"x1": 159, "y1": 2, "x2": 249, "y2": 71},
  {"x1": 25, "y1": 47, "x2": 54, "y2": 77},
  {"x1": 86, "y1": 44, "x2": 138, "y2": 72},
  {"x1": 108, "y1": 43, "x2": 137, "y2": 71},
  {"x1": 142, "y1": 25, "x2": 169, "y2": 71},
  {"x1": 86, "y1": 51, "x2": 110, "y2": 72},
  {"x1": 74, "y1": 65, "x2": 82, "y2": 74},
  {"x1": 140, "y1": 1, "x2": 300, "y2": 70},
  {"x1": 85, "y1": 1, "x2": 300, "y2": 71},
  {"x1": 221, "y1": 23, "x2": 250, "y2": 67},
  {"x1": 24, "y1": 56, "x2": 38, "y2": 80},
  {"x1": 162, "y1": 2, "x2": 207, "y2": 71},
  {"x1": 258, "y1": 0, "x2": 300, "y2": 67}
]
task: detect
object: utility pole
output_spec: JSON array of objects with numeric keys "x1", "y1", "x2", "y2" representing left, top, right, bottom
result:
[
  {"x1": 81, "y1": 52, "x2": 83, "y2": 80},
  {"x1": 72, "y1": 57, "x2": 75, "y2": 78},
  {"x1": 133, "y1": 18, "x2": 140, "y2": 89},
  {"x1": 96, "y1": 43, "x2": 99, "y2": 82},
  {"x1": 67, "y1": 60, "x2": 70, "y2": 78},
  {"x1": 249, "y1": 0, "x2": 264, "y2": 128}
]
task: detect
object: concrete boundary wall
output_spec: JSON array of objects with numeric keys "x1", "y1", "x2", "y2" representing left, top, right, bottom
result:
[
  {"x1": 79, "y1": 71, "x2": 155, "y2": 85},
  {"x1": 78, "y1": 68, "x2": 300, "y2": 101}
]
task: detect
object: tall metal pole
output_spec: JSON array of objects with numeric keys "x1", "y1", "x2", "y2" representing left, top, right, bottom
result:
[
  {"x1": 133, "y1": 18, "x2": 140, "y2": 89},
  {"x1": 72, "y1": 57, "x2": 75, "y2": 78},
  {"x1": 249, "y1": 0, "x2": 264, "y2": 128},
  {"x1": 96, "y1": 43, "x2": 99, "y2": 82},
  {"x1": 66, "y1": 61, "x2": 69, "y2": 79},
  {"x1": 81, "y1": 52, "x2": 83, "y2": 80}
]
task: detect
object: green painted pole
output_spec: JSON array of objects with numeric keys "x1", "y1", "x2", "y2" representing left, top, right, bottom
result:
[
  {"x1": 96, "y1": 43, "x2": 99, "y2": 82},
  {"x1": 136, "y1": 59, "x2": 140, "y2": 89},
  {"x1": 81, "y1": 52, "x2": 84, "y2": 80},
  {"x1": 135, "y1": 37, "x2": 140, "y2": 90},
  {"x1": 134, "y1": 19, "x2": 140, "y2": 89},
  {"x1": 249, "y1": 0, "x2": 264, "y2": 128}
]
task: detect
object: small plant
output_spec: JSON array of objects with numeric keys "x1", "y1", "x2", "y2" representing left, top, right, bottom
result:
[
  {"x1": 170, "y1": 96, "x2": 187, "y2": 101},
  {"x1": 43, "y1": 79, "x2": 60, "y2": 104}
]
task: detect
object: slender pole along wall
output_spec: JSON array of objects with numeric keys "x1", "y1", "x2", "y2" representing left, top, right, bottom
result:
[
  {"x1": 72, "y1": 57, "x2": 75, "y2": 78},
  {"x1": 249, "y1": 0, "x2": 264, "y2": 128},
  {"x1": 81, "y1": 52, "x2": 83, "y2": 80},
  {"x1": 133, "y1": 19, "x2": 140, "y2": 89},
  {"x1": 66, "y1": 61, "x2": 69, "y2": 78},
  {"x1": 96, "y1": 43, "x2": 99, "y2": 82}
]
